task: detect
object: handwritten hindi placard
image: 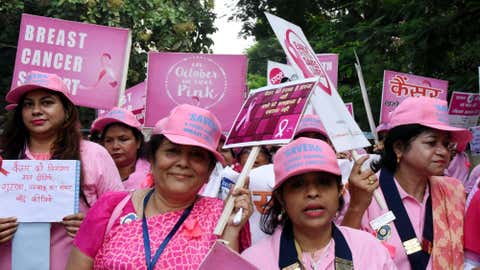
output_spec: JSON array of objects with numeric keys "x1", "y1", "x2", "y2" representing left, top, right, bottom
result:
[
  {"x1": 380, "y1": 70, "x2": 448, "y2": 123},
  {"x1": 224, "y1": 78, "x2": 317, "y2": 148},
  {"x1": 0, "y1": 160, "x2": 80, "y2": 222},
  {"x1": 448, "y1": 91, "x2": 480, "y2": 128}
]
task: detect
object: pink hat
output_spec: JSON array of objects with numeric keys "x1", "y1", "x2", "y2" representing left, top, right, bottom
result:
[
  {"x1": 6, "y1": 71, "x2": 72, "y2": 104},
  {"x1": 5, "y1": 104, "x2": 17, "y2": 111},
  {"x1": 152, "y1": 117, "x2": 168, "y2": 135},
  {"x1": 376, "y1": 122, "x2": 390, "y2": 133},
  {"x1": 91, "y1": 107, "x2": 142, "y2": 133},
  {"x1": 273, "y1": 137, "x2": 340, "y2": 190},
  {"x1": 295, "y1": 114, "x2": 328, "y2": 138},
  {"x1": 153, "y1": 104, "x2": 225, "y2": 164},
  {"x1": 389, "y1": 96, "x2": 472, "y2": 149}
]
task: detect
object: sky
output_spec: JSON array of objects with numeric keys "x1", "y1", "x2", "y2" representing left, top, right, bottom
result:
[{"x1": 211, "y1": 0, "x2": 255, "y2": 54}]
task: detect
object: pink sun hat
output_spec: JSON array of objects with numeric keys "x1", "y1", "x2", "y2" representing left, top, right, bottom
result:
[
  {"x1": 294, "y1": 114, "x2": 328, "y2": 138},
  {"x1": 6, "y1": 71, "x2": 72, "y2": 104},
  {"x1": 389, "y1": 96, "x2": 472, "y2": 149},
  {"x1": 4, "y1": 104, "x2": 17, "y2": 111},
  {"x1": 91, "y1": 107, "x2": 142, "y2": 133},
  {"x1": 376, "y1": 122, "x2": 390, "y2": 133},
  {"x1": 153, "y1": 104, "x2": 225, "y2": 164},
  {"x1": 273, "y1": 137, "x2": 340, "y2": 190}
]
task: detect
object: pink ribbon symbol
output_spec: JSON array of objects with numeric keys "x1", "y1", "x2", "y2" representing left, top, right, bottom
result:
[
  {"x1": 274, "y1": 119, "x2": 289, "y2": 138},
  {"x1": 0, "y1": 157, "x2": 9, "y2": 176},
  {"x1": 235, "y1": 98, "x2": 257, "y2": 132}
]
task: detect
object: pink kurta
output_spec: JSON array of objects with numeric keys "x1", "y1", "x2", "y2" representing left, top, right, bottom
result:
[
  {"x1": 122, "y1": 158, "x2": 150, "y2": 191},
  {"x1": 0, "y1": 140, "x2": 123, "y2": 270},
  {"x1": 241, "y1": 226, "x2": 397, "y2": 269},
  {"x1": 74, "y1": 191, "x2": 224, "y2": 269},
  {"x1": 444, "y1": 152, "x2": 471, "y2": 192}
]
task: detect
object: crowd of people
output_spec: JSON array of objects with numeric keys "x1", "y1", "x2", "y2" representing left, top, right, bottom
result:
[{"x1": 0, "y1": 70, "x2": 479, "y2": 269}]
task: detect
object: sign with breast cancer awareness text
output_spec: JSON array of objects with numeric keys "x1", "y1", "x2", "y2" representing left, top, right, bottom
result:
[
  {"x1": 448, "y1": 91, "x2": 480, "y2": 128},
  {"x1": 266, "y1": 13, "x2": 370, "y2": 152},
  {"x1": 11, "y1": 13, "x2": 131, "y2": 109},
  {"x1": 224, "y1": 78, "x2": 317, "y2": 148}
]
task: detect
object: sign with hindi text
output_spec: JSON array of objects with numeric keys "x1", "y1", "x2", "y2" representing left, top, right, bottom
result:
[
  {"x1": 380, "y1": 70, "x2": 448, "y2": 123},
  {"x1": 145, "y1": 52, "x2": 247, "y2": 129},
  {"x1": 224, "y1": 78, "x2": 317, "y2": 148},
  {"x1": 448, "y1": 91, "x2": 480, "y2": 128},
  {"x1": 11, "y1": 13, "x2": 131, "y2": 109},
  {"x1": 267, "y1": 61, "x2": 299, "y2": 85},
  {"x1": 469, "y1": 126, "x2": 480, "y2": 155},
  {"x1": 0, "y1": 160, "x2": 80, "y2": 222},
  {"x1": 266, "y1": 12, "x2": 370, "y2": 152}
]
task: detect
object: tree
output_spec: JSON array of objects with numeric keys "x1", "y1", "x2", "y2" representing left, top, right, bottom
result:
[
  {"x1": 0, "y1": 0, "x2": 216, "y2": 128},
  {"x1": 233, "y1": 0, "x2": 480, "y2": 130}
]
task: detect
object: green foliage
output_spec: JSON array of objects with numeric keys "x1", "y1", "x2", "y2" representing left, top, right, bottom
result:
[
  {"x1": 0, "y1": 0, "x2": 216, "y2": 127},
  {"x1": 234, "y1": 0, "x2": 480, "y2": 130},
  {"x1": 247, "y1": 73, "x2": 267, "y2": 90}
]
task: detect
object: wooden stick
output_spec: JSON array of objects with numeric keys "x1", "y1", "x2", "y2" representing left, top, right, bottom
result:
[
  {"x1": 351, "y1": 150, "x2": 387, "y2": 210},
  {"x1": 214, "y1": 146, "x2": 260, "y2": 236}
]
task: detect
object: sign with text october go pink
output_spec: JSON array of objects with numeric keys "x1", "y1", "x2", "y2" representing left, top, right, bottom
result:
[
  {"x1": 145, "y1": 52, "x2": 247, "y2": 128},
  {"x1": 11, "y1": 13, "x2": 131, "y2": 109}
]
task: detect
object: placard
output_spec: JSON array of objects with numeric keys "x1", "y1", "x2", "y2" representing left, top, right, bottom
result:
[
  {"x1": 224, "y1": 78, "x2": 317, "y2": 148},
  {"x1": 198, "y1": 241, "x2": 258, "y2": 270},
  {"x1": 145, "y1": 52, "x2": 247, "y2": 129},
  {"x1": 470, "y1": 126, "x2": 480, "y2": 155},
  {"x1": 380, "y1": 70, "x2": 448, "y2": 123},
  {"x1": 316, "y1": 53, "x2": 338, "y2": 89},
  {"x1": 267, "y1": 61, "x2": 299, "y2": 85},
  {"x1": 11, "y1": 13, "x2": 131, "y2": 109},
  {"x1": 345, "y1": 102, "x2": 354, "y2": 118},
  {"x1": 448, "y1": 91, "x2": 480, "y2": 128},
  {"x1": 0, "y1": 160, "x2": 80, "y2": 222}
]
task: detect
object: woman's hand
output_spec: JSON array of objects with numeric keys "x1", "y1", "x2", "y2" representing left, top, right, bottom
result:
[
  {"x1": 0, "y1": 217, "x2": 18, "y2": 244},
  {"x1": 63, "y1": 213, "x2": 85, "y2": 238}
]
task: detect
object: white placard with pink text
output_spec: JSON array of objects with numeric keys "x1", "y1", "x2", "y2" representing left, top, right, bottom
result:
[
  {"x1": 266, "y1": 13, "x2": 369, "y2": 152},
  {"x1": 448, "y1": 91, "x2": 480, "y2": 128},
  {"x1": 0, "y1": 160, "x2": 80, "y2": 222}
]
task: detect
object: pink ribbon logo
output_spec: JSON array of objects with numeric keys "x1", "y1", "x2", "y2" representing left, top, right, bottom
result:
[
  {"x1": 0, "y1": 157, "x2": 9, "y2": 176},
  {"x1": 235, "y1": 98, "x2": 257, "y2": 132},
  {"x1": 274, "y1": 119, "x2": 289, "y2": 138}
]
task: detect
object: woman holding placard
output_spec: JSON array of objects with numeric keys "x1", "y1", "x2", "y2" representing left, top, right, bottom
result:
[
  {"x1": 0, "y1": 71, "x2": 123, "y2": 270},
  {"x1": 343, "y1": 96, "x2": 471, "y2": 269},
  {"x1": 242, "y1": 137, "x2": 396, "y2": 269},
  {"x1": 91, "y1": 107, "x2": 150, "y2": 190},
  {"x1": 67, "y1": 104, "x2": 253, "y2": 269}
]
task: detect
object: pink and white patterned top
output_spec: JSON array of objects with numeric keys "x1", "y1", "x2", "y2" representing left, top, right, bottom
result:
[{"x1": 74, "y1": 191, "x2": 225, "y2": 269}]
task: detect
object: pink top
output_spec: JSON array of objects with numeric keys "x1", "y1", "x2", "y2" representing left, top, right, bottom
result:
[
  {"x1": 444, "y1": 152, "x2": 471, "y2": 192},
  {"x1": 0, "y1": 140, "x2": 123, "y2": 270},
  {"x1": 122, "y1": 158, "x2": 150, "y2": 191},
  {"x1": 241, "y1": 226, "x2": 397, "y2": 269},
  {"x1": 466, "y1": 164, "x2": 480, "y2": 209},
  {"x1": 359, "y1": 175, "x2": 432, "y2": 270},
  {"x1": 74, "y1": 191, "x2": 224, "y2": 269}
]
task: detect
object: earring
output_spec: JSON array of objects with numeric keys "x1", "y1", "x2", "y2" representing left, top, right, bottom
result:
[
  {"x1": 396, "y1": 155, "x2": 401, "y2": 164},
  {"x1": 277, "y1": 208, "x2": 285, "y2": 221}
]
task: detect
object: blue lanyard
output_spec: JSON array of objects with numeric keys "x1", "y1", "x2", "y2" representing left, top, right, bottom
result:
[
  {"x1": 279, "y1": 221, "x2": 353, "y2": 269},
  {"x1": 379, "y1": 168, "x2": 433, "y2": 270},
  {"x1": 142, "y1": 189, "x2": 194, "y2": 270}
]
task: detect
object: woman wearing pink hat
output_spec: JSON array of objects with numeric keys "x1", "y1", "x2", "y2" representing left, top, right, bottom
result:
[
  {"x1": 0, "y1": 71, "x2": 123, "y2": 270},
  {"x1": 343, "y1": 96, "x2": 471, "y2": 269},
  {"x1": 67, "y1": 104, "x2": 253, "y2": 269},
  {"x1": 242, "y1": 137, "x2": 396, "y2": 269},
  {"x1": 91, "y1": 107, "x2": 150, "y2": 190}
]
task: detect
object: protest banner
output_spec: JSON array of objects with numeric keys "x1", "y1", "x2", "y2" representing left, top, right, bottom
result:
[
  {"x1": 215, "y1": 78, "x2": 317, "y2": 235},
  {"x1": 0, "y1": 160, "x2": 80, "y2": 222},
  {"x1": 267, "y1": 60, "x2": 299, "y2": 85},
  {"x1": 469, "y1": 126, "x2": 480, "y2": 155},
  {"x1": 11, "y1": 13, "x2": 131, "y2": 109},
  {"x1": 448, "y1": 91, "x2": 480, "y2": 128},
  {"x1": 265, "y1": 12, "x2": 370, "y2": 153},
  {"x1": 380, "y1": 70, "x2": 448, "y2": 123},
  {"x1": 316, "y1": 53, "x2": 339, "y2": 89},
  {"x1": 97, "y1": 81, "x2": 146, "y2": 124},
  {"x1": 145, "y1": 52, "x2": 247, "y2": 129},
  {"x1": 198, "y1": 241, "x2": 258, "y2": 270}
]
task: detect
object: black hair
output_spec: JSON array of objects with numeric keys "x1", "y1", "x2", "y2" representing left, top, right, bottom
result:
[
  {"x1": 101, "y1": 122, "x2": 146, "y2": 160},
  {"x1": 371, "y1": 124, "x2": 434, "y2": 172},
  {"x1": 260, "y1": 173, "x2": 344, "y2": 235}
]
